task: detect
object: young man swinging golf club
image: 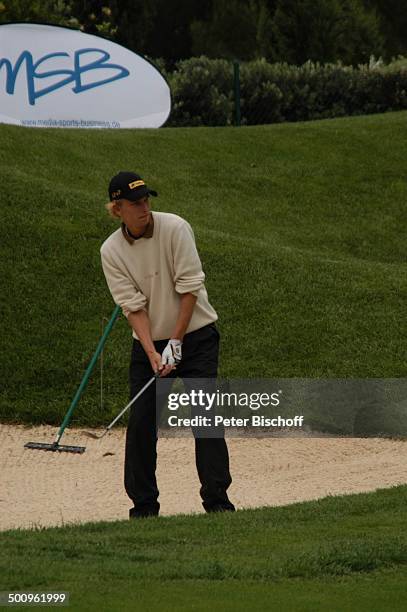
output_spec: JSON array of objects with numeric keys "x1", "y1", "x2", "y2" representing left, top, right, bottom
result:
[{"x1": 101, "y1": 171, "x2": 235, "y2": 518}]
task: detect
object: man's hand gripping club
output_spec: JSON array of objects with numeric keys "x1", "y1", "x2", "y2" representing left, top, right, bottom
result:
[
  {"x1": 127, "y1": 310, "x2": 181, "y2": 377},
  {"x1": 162, "y1": 339, "x2": 182, "y2": 367},
  {"x1": 146, "y1": 339, "x2": 182, "y2": 377}
]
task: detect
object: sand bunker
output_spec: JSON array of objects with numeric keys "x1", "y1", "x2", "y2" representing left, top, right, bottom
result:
[{"x1": 1, "y1": 424, "x2": 407, "y2": 531}]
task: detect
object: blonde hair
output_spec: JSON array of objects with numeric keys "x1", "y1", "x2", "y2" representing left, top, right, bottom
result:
[{"x1": 105, "y1": 200, "x2": 123, "y2": 219}]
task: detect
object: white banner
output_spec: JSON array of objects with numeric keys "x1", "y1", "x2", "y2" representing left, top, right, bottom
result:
[{"x1": 0, "y1": 23, "x2": 171, "y2": 128}]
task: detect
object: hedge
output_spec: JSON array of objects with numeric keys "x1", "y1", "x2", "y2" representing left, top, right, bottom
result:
[{"x1": 161, "y1": 56, "x2": 407, "y2": 126}]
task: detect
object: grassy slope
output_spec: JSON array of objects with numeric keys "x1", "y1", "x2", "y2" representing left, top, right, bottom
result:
[
  {"x1": 0, "y1": 112, "x2": 406, "y2": 425},
  {"x1": 1, "y1": 486, "x2": 407, "y2": 611}
]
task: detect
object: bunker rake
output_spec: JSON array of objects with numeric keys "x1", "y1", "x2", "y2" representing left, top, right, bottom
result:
[{"x1": 24, "y1": 305, "x2": 121, "y2": 454}]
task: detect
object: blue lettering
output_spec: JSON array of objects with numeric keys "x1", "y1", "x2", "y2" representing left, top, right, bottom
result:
[
  {"x1": 0, "y1": 51, "x2": 36, "y2": 105},
  {"x1": 72, "y1": 48, "x2": 129, "y2": 93},
  {"x1": 32, "y1": 52, "x2": 74, "y2": 103},
  {"x1": 0, "y1": 48, "x2": 130, "y2": 106}
]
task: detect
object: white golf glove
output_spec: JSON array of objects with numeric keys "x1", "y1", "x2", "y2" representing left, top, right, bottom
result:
[{"x1": 161, "y1": 339, "x2": 182, "y2": 366}]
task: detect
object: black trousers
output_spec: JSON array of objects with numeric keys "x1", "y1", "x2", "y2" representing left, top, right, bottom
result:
[{"x1": 125, "y1": 323, "x2": 235, "y2": 517}]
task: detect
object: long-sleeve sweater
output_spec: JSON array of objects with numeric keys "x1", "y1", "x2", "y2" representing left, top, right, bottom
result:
[{"x1": 100, "y1": 211, "x2": 218, "y2": 340}]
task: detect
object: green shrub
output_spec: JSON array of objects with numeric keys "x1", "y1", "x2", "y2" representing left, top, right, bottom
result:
[
  {"x1": 164, "y1": 56, "x2": 407, "y2": 126},
  {"x1": 166, "y1": 56, "x2": 234, "y2": 127},
  {"x1": 240, "y1": 59, "x2": 284, "y2": 125}
]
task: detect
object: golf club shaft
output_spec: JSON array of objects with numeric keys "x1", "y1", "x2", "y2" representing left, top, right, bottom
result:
[{"x1": 104, "y1": 373, "x2": 160, "y2": 434}]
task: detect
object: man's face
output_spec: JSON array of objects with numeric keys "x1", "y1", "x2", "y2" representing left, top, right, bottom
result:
[{"x1": 117, "y1": 196, "x2": 151, "y2": 228}]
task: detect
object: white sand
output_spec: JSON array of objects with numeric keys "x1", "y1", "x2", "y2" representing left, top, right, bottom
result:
[{"x1": 1, "y1": 424, "x2": 407, "y2": 531}]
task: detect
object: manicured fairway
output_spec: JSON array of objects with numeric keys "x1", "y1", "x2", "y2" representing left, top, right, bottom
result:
[{"x1": 1, "y1": 486, "x2": 407, "y2": 611}]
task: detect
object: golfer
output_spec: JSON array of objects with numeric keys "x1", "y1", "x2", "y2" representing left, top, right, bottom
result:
[{"x1": 101, "y1": 171, "x2": 235, "y2": 518}]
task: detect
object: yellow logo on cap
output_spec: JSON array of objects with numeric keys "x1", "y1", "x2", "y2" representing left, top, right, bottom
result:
[{"x1": 129, "y1": 180, "x2": 145, "y2": 189}]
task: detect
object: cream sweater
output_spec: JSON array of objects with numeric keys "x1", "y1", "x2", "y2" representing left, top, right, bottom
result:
[{"x1": 100, "y1": 212, "x2": 218, "y2": 340}]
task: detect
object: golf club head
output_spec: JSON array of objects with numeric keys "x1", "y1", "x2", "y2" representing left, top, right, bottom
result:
[{"x1": 83, "y1": 430, "x2": 109, "y2": 440}]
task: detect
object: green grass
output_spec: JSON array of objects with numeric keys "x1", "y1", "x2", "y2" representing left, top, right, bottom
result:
[
  {"x1": 1, "y1": 486, "x2": 407, "y2": 611},
  {"x1": 0, "y1": 111, "x2": 406, "y2": 425}
]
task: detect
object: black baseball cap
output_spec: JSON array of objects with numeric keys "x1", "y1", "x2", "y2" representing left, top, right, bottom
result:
[{"x1": 108, "y1": 171, "x2": 158, "y2": 201}]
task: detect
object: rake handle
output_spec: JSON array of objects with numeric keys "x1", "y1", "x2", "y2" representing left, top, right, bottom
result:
[{"x1": 55, "y1": 304, "x2": 121, "y2": 445}]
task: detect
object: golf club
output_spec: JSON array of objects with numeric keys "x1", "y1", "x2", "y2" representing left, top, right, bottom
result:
[{"x1": 85, "y1": 372, "x2": 161, "y2": 440}]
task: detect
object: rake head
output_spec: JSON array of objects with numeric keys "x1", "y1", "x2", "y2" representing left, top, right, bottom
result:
[{"x1": 24, "y1": 441, "x2": 86, "y2": 454}]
